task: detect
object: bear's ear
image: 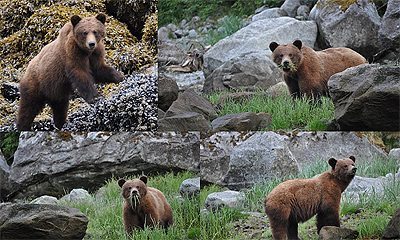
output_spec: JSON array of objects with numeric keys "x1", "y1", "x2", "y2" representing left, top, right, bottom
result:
[
  {"x1": 71, "y1": 15, "x2": 82, "y2": 27},
  {"x1": 269, "y1": 42, "x2": 279, "y2": 52},
  {"x1": 96, "y1": 13, "x2": 106, "y2": 24},
  {"x1": 328, "y1": 158, "x2": 337, "y2": 169},
  {"x1": 293, "y1": 40, "x2": 302, "y2": 50},
  {"x1": 139, "y1": 176, "x2": 148, "y2": 184},
  {"x1": 349, "y1": 156, "x2": 356, "y2": 163},
  {"x1": 117, "y1": 179, "x2": 126, "y2": 188}
]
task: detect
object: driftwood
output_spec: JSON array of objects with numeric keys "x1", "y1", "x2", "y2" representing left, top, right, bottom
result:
[{"x1": 166, "y1": 43, "x2": 211, "y2": 73}]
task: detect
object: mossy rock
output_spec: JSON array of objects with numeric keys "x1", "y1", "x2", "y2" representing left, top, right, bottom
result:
[{"x1": 142, "y1": 12, "x2": 158, "y2": 56}]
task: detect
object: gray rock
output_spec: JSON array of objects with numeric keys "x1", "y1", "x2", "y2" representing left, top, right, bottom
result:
[
  {"x1": 265, "y1": 81, "x2": 290, "y2": 97},
  {"x1": 30, "y1": 196, "x2": 59, "y2": 205},
  {"x1": 297, "y1": 5, "x2": 310, "y2": 18},
  {"x1": 205, "y1": 190, "x2": 245, "y2": 211},
  {"x1": 201, "y1": 131, "x2": 387, "y2": 189},
  {"x1": 281, "y1": 0, "x2": 301, "y2": 17},
  {"x1": 389, "y1": 148, "x2": 400, "y2": 161},
  {"x1": 0, "y1": 150, "x2": 10, "y2": 200},
  {"x1": 158, "y1": 75, "x2": 179, "y2": 111},
  {"x1": 382, "y1": 208, "x2": 400, "y2": 239},
  {"x1": 180, "y1": 19, "x2": 187, "y2": 28},
  {"x1": 379, "y1": 0, "x2": 400, "y2": 50},
  {"x1": 179, "y1": 177, "x2": 200, "y2": 198},
  {"x1": 252, "y1": 8, "x2": 287, "y2": 21},
  {"x1": 162, "y1": 71, "x2": 205, "y2": 93},
  {"x1": 166, "y1": 23, "x2": 178, "y2": 32},
  {"x1": 319, "y1": 226, "x2": 358, "y2": 240},
  {"x1": 310, "y1": 0, "x2": 381, "y2": 59},
  {"x1": 158, "y1": 112, "x2": 211, "y2": 132},
  {"x1": 328, "y1": 64, "x2": 400, "y2": 131},
  {"x1": 158, "y1": 108, "x2": 166, "y2": 119},
  {"x1": 0, "y1": 203, "x2": 88, "y2": 239},
  {"x1": 211, "y1": 112, "x2": 271, "y2": 132},
  {"x1": 158, "y1": 41, "x2": 187, "y2": 66},
  {"x1": 62, "y1": 189, "x2": 91, "y2": 202},
  {"x1": 188, "y1": 29, "x2": 198, "y2": 38},
  {"x1": 158, "y1": 26, "x2": 171, "y2": 42},
  {"x1": 203, "y1": 17, "x2": 317, "y2": 77},
  {"x1": 287, "y1": 132, "x2": 387, "y2": 169},
  {"x1": 8, "y1": 132, "x2": 200, "y2": 199},
  {"x1": 174, "y1": 29, "x2": 184, "y2": 38},
  {"x1": 255, "y1": 5, "x2": 269, "y2": 14},
  {"x1": 203, "y1": 51, "x2": 281, "y2": 93},
  {"x1": 165, "y1": 89, "x2": 217, "y2": 121}
]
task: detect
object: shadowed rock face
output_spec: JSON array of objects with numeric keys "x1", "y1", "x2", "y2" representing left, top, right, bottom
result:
[
  {"x1": 328, "y1": 64, "x2": 400, "y2": 131},
  {"x1": 382, "y1": 208, "x2": 400, "y2": 239},
  {"x1": 0, "y1": 203, "x2": 88, "y2": 240},
  {"x1": 6, "y1": 132, "x2": 200, "y2": 200}
]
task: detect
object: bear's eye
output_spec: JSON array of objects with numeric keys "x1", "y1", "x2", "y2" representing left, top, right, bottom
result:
[
  {"x1": 93, "y1": 30, "x2": 97, "y2": 34},
  {"x1": 279, "y1": 54, "x2": 283, "y2": 58},
  {"x1": 289, "y1": 54, "x2": 293, "y2": 57},
  {"x1": 83, "y1": 31, "x2": 88, "y2": 36},
  {"x1": 128, "y1": 187, "x2": 131, "y2": 190}
]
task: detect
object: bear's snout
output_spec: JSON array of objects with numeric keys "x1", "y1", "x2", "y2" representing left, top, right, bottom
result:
[
  {"x1": 352, "y1": 167, "x2": 357, "y2": 174},
  {"x1": 88, "y1": 42, "x2": 96, "y2": 48},
  {"x1": 131, "y1": 188, "x2": 139, "y2": 196}
]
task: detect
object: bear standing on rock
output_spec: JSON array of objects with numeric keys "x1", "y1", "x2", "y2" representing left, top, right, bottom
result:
[
  {"x1": 118, "y1": 176, "x2": 173, "y2": 235},
  {"x1": 264, "y1": 156, "x2": 357, "y2": 240},
  {"x1": 16, "y1": 13, "x2": 124, "y2": 131},
  {"x1": 269, "y1": 40, "x2": 367, "y2": 99}
]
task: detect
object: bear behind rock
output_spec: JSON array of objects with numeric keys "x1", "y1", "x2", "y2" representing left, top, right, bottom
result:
[
  {"x1": 16, "y1": 13, "x2": 124, "y2": 131},
  {"x1": 264, "y1": 156, "x2": 357, "y2": 240},
  {"x1": 269, "y1": 40, "x2": 367, "y2": 99},
  {"x1": 118, "y1": 176, "x2": 173, "y2": 235}
]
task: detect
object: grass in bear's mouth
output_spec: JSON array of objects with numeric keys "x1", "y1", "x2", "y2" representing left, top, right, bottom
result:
[
  {"x1": 55, "y1": 171, "x2": 199, "y2": 240},
  {"x1": 206, "y1": 90, "x2": 334, "y2": 131}
]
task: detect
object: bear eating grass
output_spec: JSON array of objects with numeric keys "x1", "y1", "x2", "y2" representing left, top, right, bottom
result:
[
  {"x1": 269, "y1": 40, "x2": 367, "y2": 99},
  {"x1": 118, "y1": 176, "x2": 173, "y2": 235},
  {"x1": 264, "y1": 156, "x2": 357, "y2": 240},
  {"x1": 16, "y1": 13, "x2": 124, "y2": 131}
]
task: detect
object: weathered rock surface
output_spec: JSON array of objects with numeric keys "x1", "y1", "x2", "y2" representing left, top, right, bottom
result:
[
  {"x1": 162, "y1": 71, "x2": 205, "y2": 93},
  {"x1": 310, "y1": 0, "x2": 381, "y2": 59},
  {"x1": 201, "y1": 131, "x2": 387, "y2": 189},
  {"x1": 203, "y1": 51, "x2": 281, "y2": 93},
  {"x1": 158, "y1": 75, "x2": 179, "y2": 111},
  {"x1": 179, "y1": 177, "x2": 200, "y2": 198},
  {"x1": 251, "y1": 8, "x2": 287, "y2": 21},
  {"x1": 328, "y1": 64, "x2": 400, "y2": 131},
  {"x1": 389, "y1": 148, "x2": 400, "y2": 161},
  {"x1": 378, "y1": 0, "x2": 400, "y2": 50},
  {"x1": 30, "y1": 196, "x2": 59, "y2": 205},
  {"x1": 158, "y1": 112, "x2": 211, "y2": 132},
  {"x1": 205, "y1": 190, "x2": 245, "y2": 212},
  {"x1": 211, "y1": 112, "x2": 271, "y2": 132},
  {"x1": 62, "y1": 189, "x2": 91, "y2": 202},
  {"x1": 0, "y1": 203, "x2": 88, "y2": 239},
  {"x1": 280, "y1": 0, "x2": 301, "y2": 17},
  {"x1": 203, "y1": 17, "x2": 317, "y2": 77},
  {"x1": 382, "y1": 208, "x2": 400, "y2": 239},
  {"x1": 8, "y1": 132, "x2": 200, "y2": 199},
  {"x1": 319, "y1": 226, "x2": 358, "y2": 240}
]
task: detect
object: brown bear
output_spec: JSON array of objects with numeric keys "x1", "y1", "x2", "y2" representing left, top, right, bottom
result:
[
  {"x1": 269, "y1": 40, "x2": 367, "y2": 99},
  {"x1": 264, "y1": 156, "x2": 357, "y2": 240},
  {"x1": 16, "y1": 13, "x2": 124, "y2": 131},
  {"x1": 118, "y1": 176, "x2": 173, "y2": 235}
]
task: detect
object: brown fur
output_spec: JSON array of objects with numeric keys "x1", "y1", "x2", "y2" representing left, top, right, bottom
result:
[
  {"x1": 264, "y1": 156, "x2": 357, "y2": 240},
  {"x1": 118, "y1": 176, "x2": 173, "y2": 235},
  {"x1": 269, "y1": 40, "x2": 367, "y2": 99},
  {"x1": 16, "y1": 13, "x2": 123, "y2": 130}
]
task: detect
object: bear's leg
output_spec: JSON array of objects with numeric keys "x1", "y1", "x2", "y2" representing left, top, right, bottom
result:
[
  {"x1": 287, "y1": 217, "x2": 300, "y2": 240},
  {"x1": 16, "y1": 96, "x2": 45, "y2": 131},
  {"x1": 284, "y1": 75, "x2": 301, "y2": 99},
  {"x1": 68, "y1": 69, "x2": 99, "y2": 103},
  {"x1": 49, "y1": 100, "x2": 69, "y2": 130},
  {"x1": 93, "y1": 65, "x2": 124, "y2": 84},
  {"x1": 316, "y1": 209, "x2": 340, "y2": 233},
  {"x1": 268, "y1": 215, "x2": 288, "y2": 240}
]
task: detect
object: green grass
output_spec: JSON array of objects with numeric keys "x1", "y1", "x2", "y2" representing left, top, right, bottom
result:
[
  {"x1": 202, "y1": 156, "x2": 400, "y2": 239},
  {"x1": 205, "y1": 15, "x2": 243, "y2": 45},
  {"x1": 61, "y1": 172, "x2": 199, "y2": 240},
  {"x1": 207, "y1": 91, "x2": 335, "y2": 130}
]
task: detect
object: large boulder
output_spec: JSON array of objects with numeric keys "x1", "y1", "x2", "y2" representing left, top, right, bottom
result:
[
  {"x1": 382, "y1": 208, "x2": 400, "y2": 239},
  {"x1": 203, "y1": 17, "x2": 317, "y2": 77},
  {"x1": 158, "y1": 75, "x2": 179, "y2": 111},
  {"x1": 280, "y1": 0, "x2": 301, "y2": 17},
  {"x1": 0, "y1": 151, "x2": 11, "y2": 200},
  {"x1": 179, "y1": 177, "x2": 200, "y2": 198},
  {"x1": 201, "y1": 131, "x2": 387, "y2": 189},
  {"x1": 162, "y1": 71, "x2": 205, "y2": 93},
  {"x1": 0, "y1": 203, "x2": 88, "y2": 239},
  {"x1": 310, "y1": 0, "x2": 381, "y2": 59},
  {"x1": 8, "y1": 132, "x2": 200, "y2": 199},
  {"x1": 319, "y1": 226, "x2": 358, "y2": 240},
  {"x1": 204, "y1": 190, "x2": 245, "y2": 212},
  {"x1": 158, "y1": 112, "x2": 211, "y2": 132},
  {"x1": 203, "y1": 51, "x2": 282, "y2": 93},
  {"x1": 211, "y1": 112, "x2": 271, "y2": 132},
  {"x1": 378, "y1": 0, "x2": 400, "y2": 50},
  {"x1": 251, "y1": 8, "x2": 287, "y2": 22},
  {"x1": 328, "y1": 64, "x2": 400, "y2": 131},
  {"x1": 165, "y1": 89, "x2": 217, "y2": 121}
]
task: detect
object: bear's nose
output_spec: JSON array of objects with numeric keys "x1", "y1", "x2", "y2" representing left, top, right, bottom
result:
[
  {"x1": 88, "y1": 42, "x2": 96, "y2": 48},
  {"x1": 352, "y1": 167, "x2": 357, "y2": 173},
  {"x1": 131, "y1": 189, "x2": 138, "y2": 194},
  {"x1": 283, "y1": 60, "x2": 289, "y2": 66}
]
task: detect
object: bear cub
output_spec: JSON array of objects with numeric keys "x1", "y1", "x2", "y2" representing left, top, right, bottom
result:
[
  {"x1": 118, "y1": 176, "x2": 173, "y2": 235},
  {"x1": 265, "y1": 156, "x2": 357, "y2": 240},
  {"x1": 17, "y1": 13, "x2": 123, "y2": 131},
  {"x1": 269, "y1": 40, "x2": 367, "y2": 99}
]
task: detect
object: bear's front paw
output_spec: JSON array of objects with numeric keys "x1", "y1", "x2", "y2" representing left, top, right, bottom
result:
[
  {"x1": 83, "y1": 90, "x2": 100, "y2": 104},
  {"x1": 113, "y1": 71, "x2": 124, "y2": 83}
]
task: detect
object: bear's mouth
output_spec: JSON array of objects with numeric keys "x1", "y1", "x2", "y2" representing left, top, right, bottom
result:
[
  {"x1": 129, "y1": 194, "x2": 141, "y2": 210},
  {"x1": 279, "y1": 64, "x2": 297, "y2": 72}
]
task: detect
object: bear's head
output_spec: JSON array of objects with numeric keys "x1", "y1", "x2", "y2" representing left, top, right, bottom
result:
[
  {"x1": 269, "y1": 40, "x2": 303, "y2": 73},
  {"x1": 70, "y1": 13, "x2": 106, "y2": 52},
  {"x1": 118, "y1": 176, "x2": 148, "y2": 209},
  {"x1": 328, "y1": 156, "x2": 357, "y2": 182}
]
